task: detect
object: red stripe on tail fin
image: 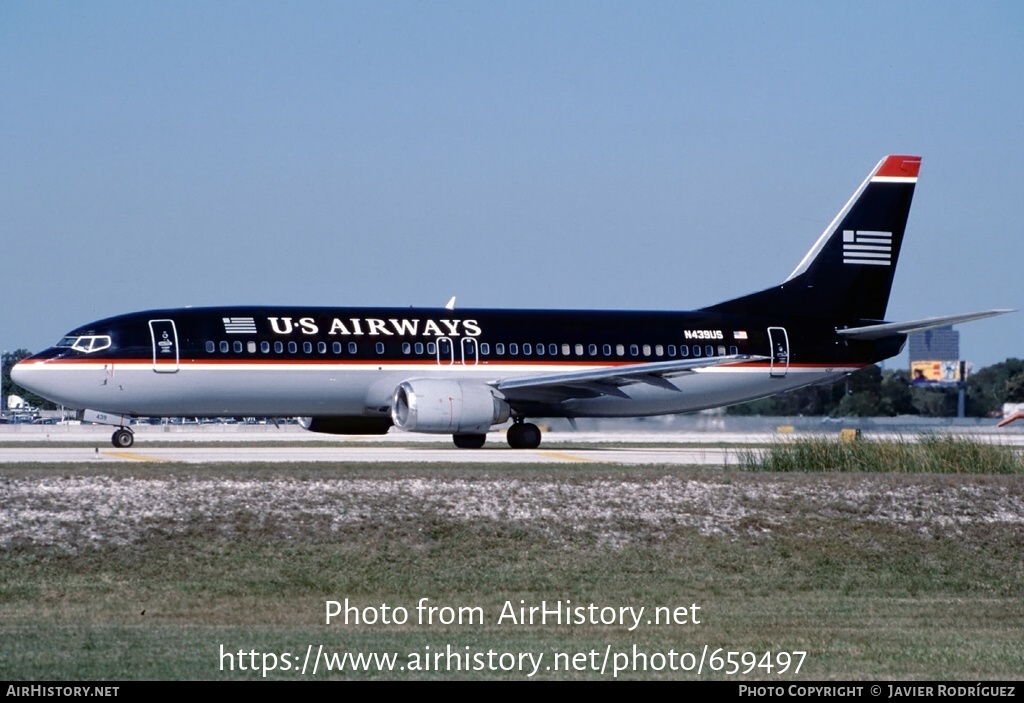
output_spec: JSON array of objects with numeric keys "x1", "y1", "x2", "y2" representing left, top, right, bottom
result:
[{"x1": 876, "y1": 155, "x2": 921, "y2": 179}]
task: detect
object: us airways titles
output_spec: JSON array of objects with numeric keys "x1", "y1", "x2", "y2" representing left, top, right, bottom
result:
[{"x1": 265, "y1": 316, "x2": 482, "y2": 338}]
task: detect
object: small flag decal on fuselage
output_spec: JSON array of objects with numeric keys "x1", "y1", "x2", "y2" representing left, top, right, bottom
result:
[
  {"x1": 223, "y1": 317, "x2": 257, "y2": 334},
  {"x1": 843, "y1": 230, "x2": 892, "y2": 266}
]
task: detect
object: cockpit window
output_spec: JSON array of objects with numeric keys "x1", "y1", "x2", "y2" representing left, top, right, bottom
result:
[{"x1": 56, "y1": 335, "x2": 112, "y2": 353}]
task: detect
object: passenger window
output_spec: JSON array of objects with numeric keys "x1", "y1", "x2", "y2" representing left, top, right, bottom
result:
[
  {"x1": 655, "y1": 345, "x2": 664, "y2": 357},
  {"x1": 680, "y1": 345, "x2": 688, "y2": 357},
  {"x1": 495, "y1": 343, "x2": 505, "y2": 355},
  {"x1": 562, "y1": 344, "x2": 571, "y2": 356},
  {"x1": 718, "y1": 345, "x2": 727, "y2": 356},
  {"x1": 375, "y1": 342, "x2": 384, "y2": 354},
  {"x1": 247, "y1": 341, "x2": 256, "y2": 353},
  {"x1": 402, "y1": 342, "x2": 411, "y2": 354},
  {"x1": 333, "y1": 342, "x2": 342, "y2": 354},
  {"x1": 220, "y1": 341, "x2": 229, "y2": 353},
  {"x1": 729, "y1": 346, "x2": 738, "y2": 355},
  {"x1": 603, "y1": 344, "x2": 611, "y2": 356},
  {"x1": 523, "y1": 343, "x2": 531, "y2": 355},
  {"x1": 549, "y1": 344, "x2": 557, "y2": 355},
  {"x1": 261, "y1": 341, "x2": 270, "y2": 353},
  {"x1": 705, "y1": 345, "x2": 714, "y2": 357},
  {"x1": 234, "y1": 341, "x2": 243, "y2": 353},
  {"x1": 303, "y1": 342, "x2": 312, "y2": 354},
  {"x1": 480, "y1": 343, "x2": 489, "y2": 355},
  {"x1": 642, "y1": 344, "x2": 651, "y2": 356},
  {"x1": 348, "y1": 342, "x2": 358, "y2": 354},
  {"x1": 692, "y1": 345, "x2": 701, "y2": 357},
  {"x1": 588, "y1": 344, "x2": 597, "y2": 356},
  {"x1": 616, "y1": 344, "x2": 625, "y2": 356},
  {"x1": 206, "y1": 341, "x2": 215, "y2": 353},
  {"x1": 427, "y1": 342, "x2": 436, "y2": 355},
  {"x1": 288, "y1": 342, "x2": 297, "y2": 353},
  {"x1": 415, "y1": 342, "x2": 424, "y2": 354},
  {"x1": 275, "y1": 341, "x2": 284, "y2": 353},
  {"x1": 509, "y1": 343, "x2": 519, "y2": 355},
  {"x1": 630, "y1": 344, "x2": 639, "y2": 357},
  {"x1": 668, "y1": 344, "x2": 676, "y2": 357}
]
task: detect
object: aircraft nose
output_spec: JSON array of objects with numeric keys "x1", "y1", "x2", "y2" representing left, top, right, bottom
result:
[
  {"x1": 10, "y1": 360, "x2": 28, "y2": 386},
  {"x1": 9, "y1": 357, "x2": 85, "y2": 410},
  {"x1": 10, "y1": 358, "x2": 52, "y2": 398},
  {"x1": 10, "y1": 360, "x2": 34, "y2": 392}
]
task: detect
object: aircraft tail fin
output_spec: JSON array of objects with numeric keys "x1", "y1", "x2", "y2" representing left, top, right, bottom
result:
[{"x1": 703, "y1": 155, "x2": 921, "y2": 322}]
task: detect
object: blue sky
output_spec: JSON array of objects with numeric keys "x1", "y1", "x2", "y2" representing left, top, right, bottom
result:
[{"x1": 1, "y1": 1, "x2": 1021, "y2": 370}]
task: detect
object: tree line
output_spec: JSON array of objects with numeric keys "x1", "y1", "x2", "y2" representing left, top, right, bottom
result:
[{"x1": 727, "y1": 359, "x2": 1024, "y2": 417}]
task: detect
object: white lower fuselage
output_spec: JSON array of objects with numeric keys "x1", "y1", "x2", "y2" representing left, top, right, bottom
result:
[{"x1": 14, "y1": 358, "x2": 858, "y2": 421}]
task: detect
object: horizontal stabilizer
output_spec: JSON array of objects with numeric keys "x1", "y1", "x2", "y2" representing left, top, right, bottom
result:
[{"x1": 836, "y1": 309, "x2": 1015, "y2": 340}]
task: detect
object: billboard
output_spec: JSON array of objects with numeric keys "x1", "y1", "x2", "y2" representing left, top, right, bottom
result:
[{"x1": 911, "y1": 360, "x2": 964, "y2": 384}]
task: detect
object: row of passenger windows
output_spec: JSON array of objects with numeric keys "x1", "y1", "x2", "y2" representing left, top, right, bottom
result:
[
  {"x1": 204, "y1": 339, "x2": 739, "y2": 359},
  {"x1": 206, "y1": 340, "x2": 360, "y2": 355},
  {"x1": 480, "y1": 342, "x2": 739, "y2": 358}
]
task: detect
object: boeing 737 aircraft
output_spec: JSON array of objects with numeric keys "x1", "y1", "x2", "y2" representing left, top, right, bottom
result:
[{"x1": 12, "y1": 155, "x2": 1011, "y2": 449}]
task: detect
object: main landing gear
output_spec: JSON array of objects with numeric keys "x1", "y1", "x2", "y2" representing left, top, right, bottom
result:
[
  {"x1": 453, "y1": 433, "x2": 487, "y2": 449},
  {"x1": 450, "y1": 419, "x2": 544, "y2": 449},
  {"x1": 506, "y1": 420, "x2": 542, "y2": 449},
  {"x1": 111, "y1": 427, "x2": 135, "y2": 448}
]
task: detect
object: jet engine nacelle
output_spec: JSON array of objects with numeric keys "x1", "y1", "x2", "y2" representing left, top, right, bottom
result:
[{"x1": 391, "y1": 379, "x2": 510, "y2": 434}]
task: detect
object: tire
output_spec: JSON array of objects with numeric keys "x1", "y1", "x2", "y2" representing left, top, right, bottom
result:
[
  {"x1": 112, "y1": 429, "x2": 134, "y2": 448},
  {"x1": 507, "y1": 422, "x2": 542, "y2": 449},
  {"x1": 453, "y1": 433, "x2": 486, "y2": 449},
  {"x1": 518, "y1": 423, "x2": 542, "y2": 449}
]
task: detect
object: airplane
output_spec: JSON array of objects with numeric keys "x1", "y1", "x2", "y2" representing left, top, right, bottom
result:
[{"x1": 11, "y1": 155, "x2": 1013, "y2": 450}]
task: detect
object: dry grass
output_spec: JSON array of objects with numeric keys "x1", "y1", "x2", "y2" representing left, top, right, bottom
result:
[
  {"x1": 2, "y1": 462, "x2": 1022, "y2": 680},
  {"x1": 740, "y1": 435, "x2": 1024, "y2": 474}
]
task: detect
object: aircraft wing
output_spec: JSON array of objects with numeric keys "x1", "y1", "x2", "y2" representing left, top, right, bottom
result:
[
  {"x1": 494, "y1": 354, "x2": 767, "y2": 399},
  {"x1": 836, "y1": 309, "x2": 1015, "y2": 340}
]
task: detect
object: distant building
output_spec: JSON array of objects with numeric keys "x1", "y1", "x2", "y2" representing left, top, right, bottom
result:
[{"x1": 908, "y1": 325, "x2": 959, "y2": 363}]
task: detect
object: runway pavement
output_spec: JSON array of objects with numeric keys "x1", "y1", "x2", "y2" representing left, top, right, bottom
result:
[
  {"x1": 0, "y1": 425, "x2": 745, "y2": 465},
  {"x1": 0, "y1": 444, "x2": 746, "y2": 466},
  {"x1": 2, "y1": 422, "x2": 1021, "y2": 465}
]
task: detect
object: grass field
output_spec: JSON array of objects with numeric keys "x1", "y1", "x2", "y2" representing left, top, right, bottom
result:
[{"x1": 2, "y1": 443, "x2": 1022, "y2": 680}]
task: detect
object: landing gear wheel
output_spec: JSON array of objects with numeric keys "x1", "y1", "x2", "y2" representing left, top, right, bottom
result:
[
  {"x1": 453, "y1": 433, "x2": 486, "y2": 449},
  {"x1": 112, "y1": 428, "x2": 134, "y2": 448},
  {"x1": 507, "y1": 422, "x2": 542, "y2": 449}
]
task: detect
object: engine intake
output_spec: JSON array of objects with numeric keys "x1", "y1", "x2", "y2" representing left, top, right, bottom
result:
[{"x1": 391, "y1": 380, "x2": 509, "y2": 434}]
